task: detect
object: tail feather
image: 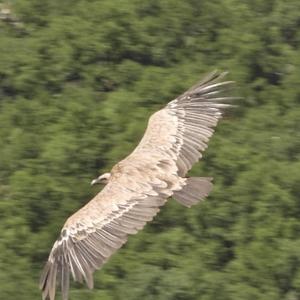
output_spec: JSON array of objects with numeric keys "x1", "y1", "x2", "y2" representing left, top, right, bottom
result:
[{"x1": 173, "y1": 177, "x2": 213, "y2": 207}]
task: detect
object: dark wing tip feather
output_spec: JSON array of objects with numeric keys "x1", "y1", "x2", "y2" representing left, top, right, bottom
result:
[
  {"x1": 168, "y1": 70, "x2": 236, "y2": 110},
  {"x1": 165, "y1": 71, "x2": 237, "y2": 176},
  {"x1": 193, "y1": 70, "x2": 228, "y2": 87},
  {"x1": 40, "y1": 242, "x2": 70, "y2": 300},
  {"x1": 40, "y1": 260, "x2": 59, "y2": 300},
  {"x1": 185, "y1": 70, "x2": 231, "y2": 92}
]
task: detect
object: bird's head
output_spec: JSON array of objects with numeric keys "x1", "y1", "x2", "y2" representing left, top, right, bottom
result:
[{"x1": 91, "y1": 173, "x2": 111, "y2": 186}]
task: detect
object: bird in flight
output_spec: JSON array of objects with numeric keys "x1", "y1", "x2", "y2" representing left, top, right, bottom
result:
[{"x1": 40, "y1": 71, "x2": 234, "y2": 300}]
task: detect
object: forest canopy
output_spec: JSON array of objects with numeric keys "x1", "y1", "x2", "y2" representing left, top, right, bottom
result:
[{"x1": 0, "y1": 0, "x2": 299, "y2": 299}]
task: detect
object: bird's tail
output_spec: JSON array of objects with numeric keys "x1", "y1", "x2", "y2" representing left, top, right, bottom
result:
[{"x1": 172, "y1": 177, "x2": 213, "y2": 207}]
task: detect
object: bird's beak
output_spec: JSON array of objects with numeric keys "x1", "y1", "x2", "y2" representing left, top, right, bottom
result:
[{"x1": 91, "y1": 178, "x2": 100, "y2": 186}]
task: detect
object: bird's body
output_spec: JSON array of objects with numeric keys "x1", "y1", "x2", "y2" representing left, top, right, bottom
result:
[{"x1": 40, "y1": 71, "x2": 234, "y2": 300}]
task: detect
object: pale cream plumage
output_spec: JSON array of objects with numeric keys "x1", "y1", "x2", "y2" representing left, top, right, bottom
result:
[{"x1": 40, "y1": 71, "x2": 234, "y2": 300}]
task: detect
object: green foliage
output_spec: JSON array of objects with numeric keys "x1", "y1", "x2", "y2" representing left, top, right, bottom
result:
[{"x1": 0, "y1": 0, "x2": 299, "y2": 299}]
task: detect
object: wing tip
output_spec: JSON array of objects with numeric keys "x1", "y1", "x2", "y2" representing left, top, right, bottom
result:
[
  {"x1": 171, "y1": 70, "x2": 236, "y2": 107},
  {"x1": 39, "y1": 260, "x2": 52, "y2": 290},
  {"x1": 40, "y1": 260, "x2": 55, "y2": 300},
  {"x1": 197, "y1": 69, "x2": 230, "y2": 86}
]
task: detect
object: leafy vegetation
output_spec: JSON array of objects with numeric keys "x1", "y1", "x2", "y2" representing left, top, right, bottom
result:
[{"x1": 0, "y1": 0, "x2": 299, "y2": 299}]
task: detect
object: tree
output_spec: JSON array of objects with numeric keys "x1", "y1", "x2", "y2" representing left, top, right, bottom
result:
[{"x1": 0, "y1": 0, "x2": 299, "y2": 299}]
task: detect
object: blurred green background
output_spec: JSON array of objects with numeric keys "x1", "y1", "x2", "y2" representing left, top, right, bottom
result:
[{"x1": 0, "y1": 0, "x2": 300, "y2": 299}]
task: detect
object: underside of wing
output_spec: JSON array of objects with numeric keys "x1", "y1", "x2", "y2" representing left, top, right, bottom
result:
[
  {"x1": 131, "y1": 71, "x2": 235, "y2": 176},
  {"x1": 39, "y1": 174, "x2": 172, "y2": 300}
]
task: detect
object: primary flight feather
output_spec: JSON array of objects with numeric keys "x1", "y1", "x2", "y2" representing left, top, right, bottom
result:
[{"x1": 40, "y1": 71, "x2": 234, "y2": 300}]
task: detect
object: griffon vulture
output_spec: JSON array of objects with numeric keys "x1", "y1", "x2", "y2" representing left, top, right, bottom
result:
[{"x1": 40, "y1": 71, "x2": 234, "y2": 300}]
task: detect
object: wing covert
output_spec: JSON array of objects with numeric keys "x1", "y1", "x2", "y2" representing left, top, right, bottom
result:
[
  {"x1": 130, "y1": 71, "x2": 234, "y2": 176},
  {"x1": 40, "y1": 170, "x2": 174, "y2": 300}
]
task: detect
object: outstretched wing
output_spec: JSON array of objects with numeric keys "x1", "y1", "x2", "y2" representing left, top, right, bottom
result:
[
  {"x1": 129, "y1": 70, "x2": 234, "y2": 176},
  {"x1": 40, "y1": 165, "x2": 179, "y2": 300},
  {"x1": 40, "y1": 71, "x2": 234, "y2": 300}
]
